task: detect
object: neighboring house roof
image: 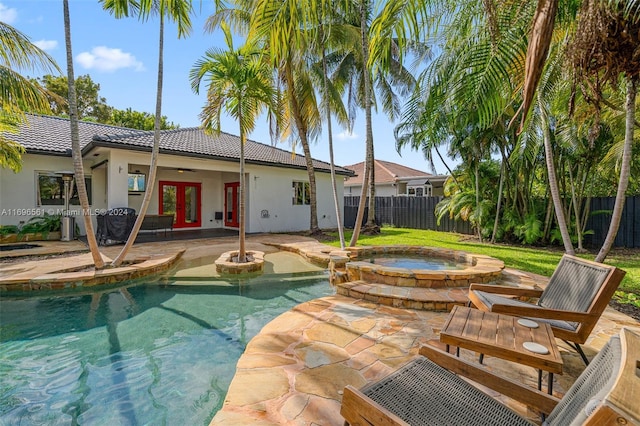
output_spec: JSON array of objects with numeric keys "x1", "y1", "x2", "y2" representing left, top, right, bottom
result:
[
  {"x1": 344, "y1": 159, "x2": 447, "y2": 186},
  {"x1": 10, "y1": 114, "x2": 354, "y2": 176}
]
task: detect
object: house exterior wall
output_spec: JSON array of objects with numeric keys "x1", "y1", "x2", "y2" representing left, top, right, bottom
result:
[
  {"x1": 1, "y1": 149, "x2": 345, "y2": 236},
  {"x1": 345, "y1": 181, "x2": 444, "y2": 197},
  {"x1": 345, "y1": 183, "x2": 397, "y2": 197},
  {"x1": 245, "y1": 165, "x2": 343, "y2": 233},
  {"x1": 0, "y1": 153, "x2": 99, "y2": 234}
]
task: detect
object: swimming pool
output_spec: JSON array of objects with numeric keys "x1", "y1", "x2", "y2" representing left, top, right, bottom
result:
[{"x1": 0, "y1": 255, "x2": 333, "y2": 425}]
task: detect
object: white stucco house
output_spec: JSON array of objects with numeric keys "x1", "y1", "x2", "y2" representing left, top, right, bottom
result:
[
  {"x1": 344, "y1": 160, "x2": 448, "y2": 197},
  {"x1": 0, "y1": 114, "x2": 353, "y2": 235}
]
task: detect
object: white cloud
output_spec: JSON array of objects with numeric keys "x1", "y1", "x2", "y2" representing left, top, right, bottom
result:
[
  {"x1": 76, "y1": 46, "x2": 145, "y2": 73},
  {"x1": 337, "y1": 130, "x2": 359, "y2": 140},
  {"x1": 0, "y1": 3, "x2": 18, "y2": 24},
  {"x1": 33, "y1": 39, "x2": 57, "y2": 51}
]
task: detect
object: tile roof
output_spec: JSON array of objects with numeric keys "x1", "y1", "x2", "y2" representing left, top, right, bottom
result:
[
  {"x1": 6, "y1": 114, "x2": 141, "y2": 155},
  {"x1": 9, "y1": 114, "x2": 353, "y2": 175},
  {"x1": 344, "y1": 159, "x2": 437, "y2": 185},
  {"x1": 91, "y1": 127, "x2": 353, "y2": 174}
]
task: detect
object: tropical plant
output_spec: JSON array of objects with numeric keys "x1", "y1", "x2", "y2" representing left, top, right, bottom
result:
[
  {"x1": 0, "y1": 21, "x2": 59, "y2": 172},
  {"x1": 63, "y1": 0, "x2": 104, "y2": 268},
  {"x1": 101, "y1": 0, "x2": 193, "y2": 267},
  {"x1": 0, "y1": 225, "x2": 20, "y2": 236},
  {"x1": 190, "y1": 23, "x2": 275, "y2": 263},
  {"x1": 18, "y1": 213, "x2": 61, "y2": 237}
]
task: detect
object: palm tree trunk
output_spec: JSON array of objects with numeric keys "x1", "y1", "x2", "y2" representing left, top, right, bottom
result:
[
  {"x1": 540, "y1": 92, "x2": 575, "y2": 255},
  {"x1": 349, "y1": 0, "x2": 373, "y2": 247},
  {"x1": 491, "y1": 158, "x2": 505, "y2": 243},
  {"x1": 595, "y1": 78, "x2": 635, "y2": 263},
  {"x1": 322, "y1": 46, "x2": 345, "y2": 249},
  {"x1": 434, "y1": 145, "x2": 459, "y2": 185},
  {"x1": 112, "y1": 13, "x2": 165, "y2": 266},
  {"x1": 239, "y1": 118, "x2": 246, "y2": 263},
  {"x1": 63, "y1": 0, "x2": 104, "y2": 269},
  {"x1": 474, "y1": 161, "x2": 482, "y2": 242},
  {"x1": 568, "y1": 167, "x2": 583, "y2": 251},
  {"x1": 365, "y1": 141, "x2": 379, "y2": 232},
  {"x1": 284, "y1": 61, "x2": 320, "y2": 234}
]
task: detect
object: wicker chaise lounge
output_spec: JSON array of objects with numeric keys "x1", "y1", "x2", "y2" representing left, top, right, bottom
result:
[
  {"x1": 340, "y1": 328, "x2": 640, "y2": 426},
  {"x1": 467, "y1": 254, "x2": 626, "y2": 364}
]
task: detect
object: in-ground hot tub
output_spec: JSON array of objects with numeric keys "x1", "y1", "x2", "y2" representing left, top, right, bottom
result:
[{"x1": 332, "y1": 246, "x2": 504, "y2": 288}]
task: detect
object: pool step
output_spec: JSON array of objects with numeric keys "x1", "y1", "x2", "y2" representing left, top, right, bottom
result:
[{"x1": 335, "y1": 280, "x2": 468, "y2": 311}]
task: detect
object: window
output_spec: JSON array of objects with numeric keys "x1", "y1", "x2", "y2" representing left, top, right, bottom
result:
[
  {"x1": 292, "y1": 181, "x2": 310, "y2": 205},
  {"x1": 406, "y1": 180, "x2": 433, "y2": 197},
  {"x1": 36, "y1": 172, "x2": 92, "y2": 206}
]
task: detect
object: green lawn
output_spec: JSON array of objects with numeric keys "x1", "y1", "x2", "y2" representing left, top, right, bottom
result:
[{"x1": 324, "y1": 227, "x2": 640, "y2": 307}]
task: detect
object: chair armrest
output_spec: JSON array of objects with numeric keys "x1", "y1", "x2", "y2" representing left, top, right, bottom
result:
[
  {"x1": 490, "y1": 304, "x2": 598, "y2": 323},
  {"x1": 419, "y1": 344, "x2": 559, "y2": 415},
  {"x1": 469, "y1": 283, "x2": 543, "y2": 298},
  {"x1": 341, "y1": 385, "x2": 410, "y2": 426}
]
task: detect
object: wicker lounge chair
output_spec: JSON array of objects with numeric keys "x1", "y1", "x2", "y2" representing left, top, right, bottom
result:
[
  {"x1": 467, "y1": 254, "x2": 626, "y2": 364},
  {"x1": 341, "y1": 328, "x2": 640, "y2": 426}
]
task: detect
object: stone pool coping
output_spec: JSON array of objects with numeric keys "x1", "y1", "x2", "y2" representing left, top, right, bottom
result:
[
  {"x1": 215, "y1": 250, "x2": 265, "y2": 274},
  {"x1": 334, "y1": 245, "x2": 505, "y2": 288},
  {"x1": 0, "y1": 250, "x2": 185, "y2": 292}
]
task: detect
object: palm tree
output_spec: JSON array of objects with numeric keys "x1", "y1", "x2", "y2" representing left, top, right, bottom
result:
[
  {"x1": 101, "y1": 0, "x2": 192, "y2": 267},
  {"x1": 0, "y1": 22, "x2": 59, "y2": 171},
  {"x1": 316, "y1": 25, "x2": 354, "y2": 250},
  {"x1": 245, "y1": 1, "x2": 327, "y2": 235},
  {"x1": 190, "y1": 23, "x2": 275, "y2": 263},
  {"x1": 345, "y1": 0, "x2": 427, "y2": 246},
  {"x1": 63, "y1": 0, "x2": 105, "y2": 268},
  {"x1": 569, "y1": 1, "x2": 640, "y2": 262}
]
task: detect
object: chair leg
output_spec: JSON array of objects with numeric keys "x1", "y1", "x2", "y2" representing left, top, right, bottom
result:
[{"x1": 564, "y1": 340, "x2": 590, "y2": 365}]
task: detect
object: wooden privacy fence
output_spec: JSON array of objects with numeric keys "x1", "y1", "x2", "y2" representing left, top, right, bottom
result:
[
  {"x1": 344, "y1": 195, "x2": 640, "y2": 248},
  {"x1": 343, "y1": 196, "x2": 473, "y2": 235},
  {"x1": 584, "y1": 195, "x2": 640, "y2": 248}
]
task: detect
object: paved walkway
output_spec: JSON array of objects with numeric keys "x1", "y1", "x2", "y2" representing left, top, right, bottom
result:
[{"x1": 2, "y1": 235, "x2": 639, "y2": 425}]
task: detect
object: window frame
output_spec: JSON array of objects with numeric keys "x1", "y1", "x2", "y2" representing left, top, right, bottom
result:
[
  {"x1": 292, "y1": 181, "x2": 311, "y2": 205},
  {"x1": 35, "y1": 171, "x2": 92, "y2": 207}
]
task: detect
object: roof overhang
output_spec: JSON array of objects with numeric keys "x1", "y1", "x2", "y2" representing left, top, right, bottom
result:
[{"x1": 82, "y1": 140, "x2": 355, "y2": 177}]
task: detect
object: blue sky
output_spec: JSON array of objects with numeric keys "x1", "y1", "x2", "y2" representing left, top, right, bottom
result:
[{"x1": 2, "y1": 0, "x2": 455, "y2": 174}]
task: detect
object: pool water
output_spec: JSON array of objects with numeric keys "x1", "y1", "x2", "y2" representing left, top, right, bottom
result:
[
  {"x1": 0, "y1": 261, "x2": 332, "y2": 425},
  {"x1": 369, "y1": 255, "x2": 464, "y2": 270}
]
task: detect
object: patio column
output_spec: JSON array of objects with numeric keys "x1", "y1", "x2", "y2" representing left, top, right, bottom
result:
[{"x1": 107, "y1": 150, "x2": 130, "y2": 209}]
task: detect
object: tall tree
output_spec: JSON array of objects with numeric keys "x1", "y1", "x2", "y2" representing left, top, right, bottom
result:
[
  {"x1": 190, "y1": 23, "x2": 275, "y2": 262},
  {"x1": 63, "y1": 0, "x2": 104, "y2": 268},
  {"x1": 101, "y1": 0, "x2": 192, "y2": 267},
  {"x1": 315, "y1": 22, "x2": 354, "y2": 250},
  {"x1": 568, "y1": 0, "x2": 640, "y2": 262},
  {"x1": 35, "y1": 74, "x2": 112, "y2": 122},
  {"x1": 245, "y1": 0, "x2": 326, "y2": 235},
  {"x1": 347, "y1": 0, "x2": 427, "y2": 245},
  {"x1": 110, "y1": 107, "x2": 177, "y2": 130},
  {"x1": 0, "y1": 21, "x2": 59, "y2": 171}
]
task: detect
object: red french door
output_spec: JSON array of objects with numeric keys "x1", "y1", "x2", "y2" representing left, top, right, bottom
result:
[
  {"x1": 159, "y1": 181, "x2": 201, "y2": 228},
  {"x1": 224, "y1": 182, "x2": 239, "y2": 228}
]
